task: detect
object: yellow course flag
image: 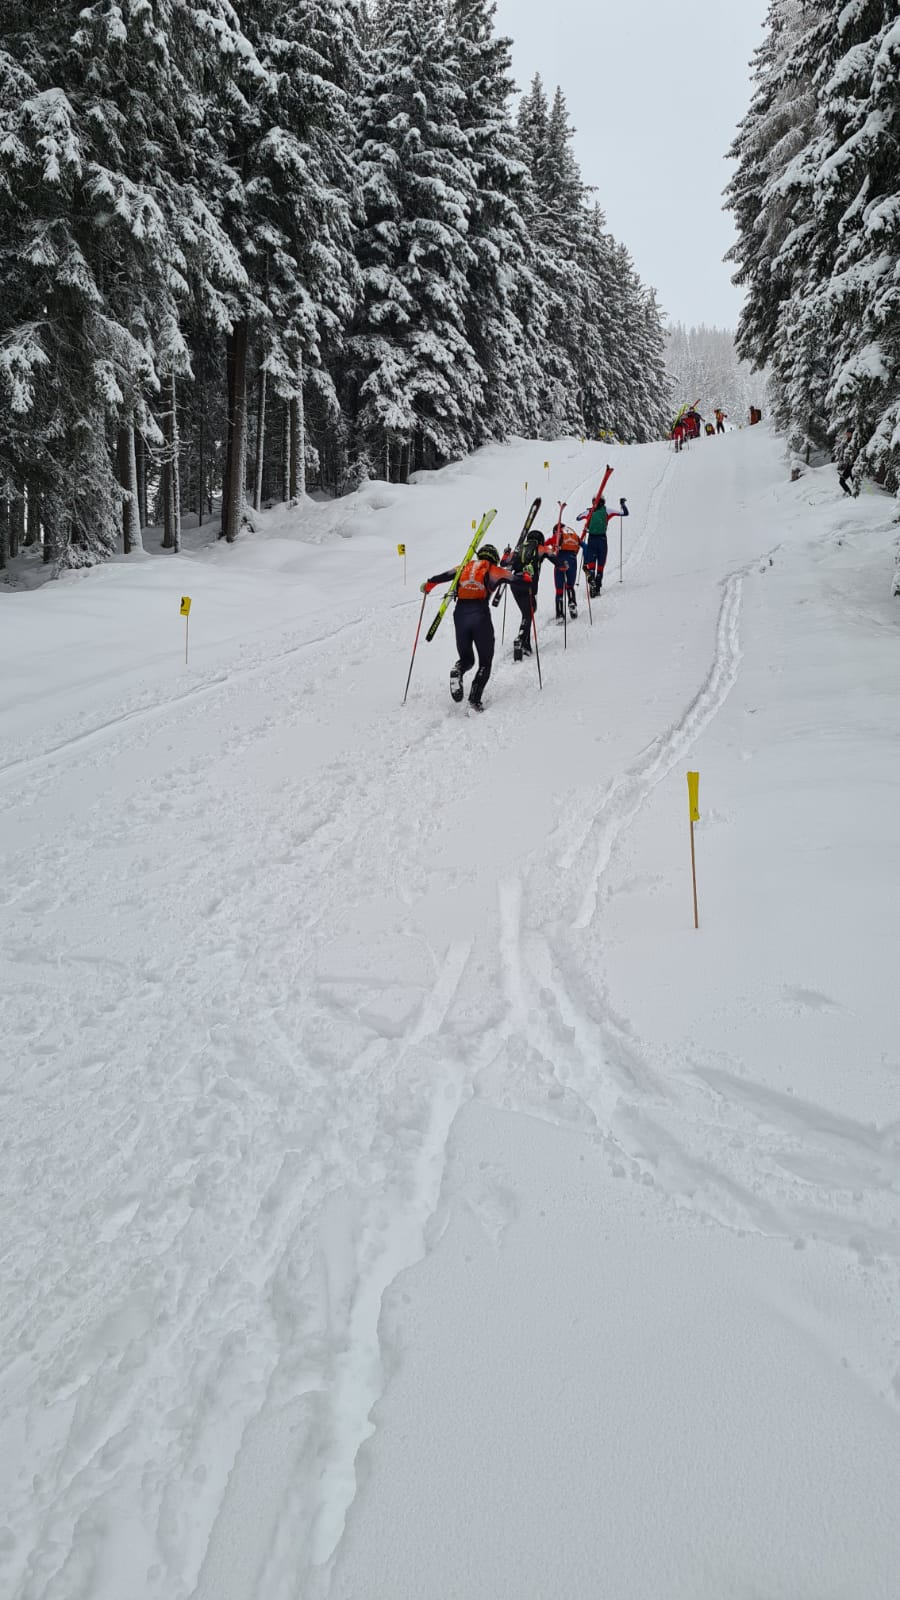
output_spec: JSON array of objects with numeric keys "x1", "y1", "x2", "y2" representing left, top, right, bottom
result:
[
  {"x1": 543, "y1": 460, "x2": 549, "y2": 470},
  {"x1": 687, "y1": 771, "x2": 700, "y2": 822},
  {"x1": 397, "y1": 543, "x2": 406, "y2": 556},
  {"x1": 180, "y1": 596, "x2": 192, "y2": 616}
]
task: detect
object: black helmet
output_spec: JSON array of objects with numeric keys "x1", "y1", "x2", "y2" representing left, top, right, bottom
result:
[{"x1": 478, "y1": 542, "x2": 499, "y2": 564}]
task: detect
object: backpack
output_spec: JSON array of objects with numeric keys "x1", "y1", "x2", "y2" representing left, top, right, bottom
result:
[{"x1": 456, "y1": 557, "x2": 492, "y2": 601}]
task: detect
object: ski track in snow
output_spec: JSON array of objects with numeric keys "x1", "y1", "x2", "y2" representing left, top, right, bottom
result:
[
  {"x1": 560, "y1": 566, "x2": 744, "y2": 925},
  {"x1": 4, "y1": 433, "x2": 900, "y2": 1598}
]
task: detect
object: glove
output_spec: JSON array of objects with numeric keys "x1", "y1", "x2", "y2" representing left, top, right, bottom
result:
[
  {"x1": 420, "y1": 580, "x2": 435, "y2": 594},
  {"x1": 620, "y1": 498, "x2": 629, "y2": 515},
  {"x1": 520, "y1": 571, "x2": 533, "y2": 584},
  {"x1": 503, "y1": 545, "x2": 512, "y2": 557}
]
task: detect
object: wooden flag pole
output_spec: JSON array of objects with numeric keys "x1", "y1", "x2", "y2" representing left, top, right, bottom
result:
[
  {"x1": 180, "y1": 596, "x2": 192, "y2": 665},
  {"x1": 687, "y1": 771, "x2": 700, "y2": 928}
]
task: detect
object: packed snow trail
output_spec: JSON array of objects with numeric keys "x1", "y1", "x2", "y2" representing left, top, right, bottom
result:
[{"x1": 2, "y1": 429, "x2": 900, "y2": 1599}]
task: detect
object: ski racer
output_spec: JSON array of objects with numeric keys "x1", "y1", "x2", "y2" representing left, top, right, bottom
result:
[
  {"x1": 546, "y1": 518, "x2": 583, "y2": 621},
  {"x1": 420, "y1": 543, "x2": 525, "y2": 710},
  {"x1": 500, "y1": 525, "x2": 555, "y2": 660},
  {"x1": 578, "y1": 496, "x2": 629, "y2": 596},
  {"x1": 714, "y1": 408, "x2": 727, "y2": 434}
]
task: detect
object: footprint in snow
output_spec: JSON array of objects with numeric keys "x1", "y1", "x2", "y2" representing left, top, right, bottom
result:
[{"x1": 781, "y1": 984, "x2": 843, "y2": 1014}]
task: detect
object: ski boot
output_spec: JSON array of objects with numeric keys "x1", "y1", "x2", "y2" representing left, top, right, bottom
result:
[
  {"x1": 513, "y1": 640, "x2": 523, "y2": 662},
  {"x1": 469, "y1": 667, "x2": 488, "y2": 711},
  {"x1": 450, "y1": 662, "x2": 465, "y2": 703},
  {"x1": 568, "y1": 593, "x2": 578, "y2": 619},
  {"x1": 555, "y1": 595, "x2": 565, "y2": 625}
]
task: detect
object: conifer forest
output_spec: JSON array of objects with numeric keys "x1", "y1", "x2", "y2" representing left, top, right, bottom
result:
[
  {"x1": 726, "y1": 0, "x2": 900, "y2": 490},
  {"x1": 0, "y1": 0, "x2": 671, "y2": 569}
]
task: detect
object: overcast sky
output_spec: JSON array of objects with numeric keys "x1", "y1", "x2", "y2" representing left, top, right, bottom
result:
[{"x1": 493, "y1": 0, "x2": 769, "y2": 331}]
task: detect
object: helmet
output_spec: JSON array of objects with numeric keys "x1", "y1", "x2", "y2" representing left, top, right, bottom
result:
[{"x1": 478, "y1": 543, "x2": 499, "y2": 564}]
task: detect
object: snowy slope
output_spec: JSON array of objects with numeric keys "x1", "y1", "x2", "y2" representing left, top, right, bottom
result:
[{"x1": 2, "y1": 429, "x2": 899, "y2": 1600}]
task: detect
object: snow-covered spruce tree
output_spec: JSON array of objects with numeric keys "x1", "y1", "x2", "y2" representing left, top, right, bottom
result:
[
  {"x1": 515, "y1": 75, "x2": 670, "y2": 442},
  {"x1": 447, "y1": 0, "x2": 544, "y2": 442},
  {"x1": 238, "y1": 1, "x2": 361, "y2": 507},
  {"x1": 516, "y1": 77, "x2": 583, "y2": 435},
  {"x1": 760, "y1": 4, "x2": 840, "y2": 455},
  {"x1": 0, "y1": 11, "x2": 175, "y2": 563},
  {"x1": 602, "y1": 258, "x2": 670, "y2": 444},
  {"x1": 348, "y1": 0, "x2": 483, "y2": 480},
  {"x1": 726, "y1": 0, "x2": 900, "y2": 491},
  {"x1": 811, "y1": 3, "x2": 900, "y2": 490},
  {"x1": 725, "y1": 3, "x2": 825, "y2": 374},
  {"x1": 0, "y1": 1, "x2": 253, "y2": 564}
]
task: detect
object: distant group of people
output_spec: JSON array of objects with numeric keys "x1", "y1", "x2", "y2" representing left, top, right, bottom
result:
[{"x1": 671, "y1": 406, "x2": 728, "y2": 451}]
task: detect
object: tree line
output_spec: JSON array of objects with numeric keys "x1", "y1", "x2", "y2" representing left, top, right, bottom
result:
[
  {"x1": 0, "y1": 0, "x2": 671, "y2": 571},
  {"x1": 726, "y1": 0, "x2": 900, "y2": 490}
]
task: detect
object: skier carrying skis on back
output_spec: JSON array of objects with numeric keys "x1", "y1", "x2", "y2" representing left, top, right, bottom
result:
[
  {"x1": 420, "y1": 542, "x2": 526, "y2": 711},
  {"x1": 547, "y1": 514, "x2": 583, "y2": 622},
  {"x1": 578, "y1": 495, "x2": 628, "y2": 597},
  {"x1": 500, "y1": 524, "x2": 555, "y2": 660}
]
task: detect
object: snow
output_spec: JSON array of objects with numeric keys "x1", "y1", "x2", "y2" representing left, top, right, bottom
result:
[{"x1": 2, "y1": 426, "x2": 900, "y2": 1599}]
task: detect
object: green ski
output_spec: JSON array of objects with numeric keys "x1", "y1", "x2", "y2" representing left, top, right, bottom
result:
[{"x1": 425, "y1": 509, "x2": 497, "y2": 643}]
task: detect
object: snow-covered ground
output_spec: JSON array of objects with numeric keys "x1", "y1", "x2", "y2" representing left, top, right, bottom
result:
[{"x1": 2, "y1": 427, "x2": 899, "y2": 1599}]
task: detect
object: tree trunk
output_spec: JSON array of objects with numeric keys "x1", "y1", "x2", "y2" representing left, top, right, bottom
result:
[
  {"x1": 282, "y1": 403, "x2": 290, "y2": 502},
  {"x1": 10, "y1": 488, "x2": 24, "y2": 558},
  {"x1": 289, "y1": 399, "x2": 300, "y2": 500},
  {"x1": 25, "y1": 482, "x2": 40, "y2": 547},
  {"x1": 135, "y1": 429, "x2": 148, "y2": 528},
  {"x1": 0, "y1": 494, "x2": 8, "y2": 570},
  {"x1": 289, "y1": 353, "x2": 306, "y2": 501},
  {"x1": 117, "y1": 419, "x2": 142, "y2": 553},
  {"x1": 223, "y1": 319, "x2": 248, "y2": 544},
  {"x1": 253, "y1": 362, "x2": 267, "y2": 511},
  {"x1": 197, "y1": 405, "x2": 205, "y2": 528},
  {"x1": 42, "y1": 494, "x2": 66, "y2": 564},
  {"x1": 171, "y1": 374, "x2": 181, "y2": 554}
]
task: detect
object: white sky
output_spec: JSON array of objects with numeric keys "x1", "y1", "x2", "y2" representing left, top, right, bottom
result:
[{"x1": 493, "y1": 0, "x2": 769, "y2": 330}]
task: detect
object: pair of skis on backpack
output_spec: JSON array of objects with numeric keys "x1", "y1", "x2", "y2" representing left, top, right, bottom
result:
[{"x1": 494, "y1": 494, "x2": 543, "y2": 665}]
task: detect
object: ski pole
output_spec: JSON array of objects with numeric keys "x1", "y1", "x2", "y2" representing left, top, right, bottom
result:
[
  {"x1": 501, "y1": 584, "x2": 507, "y2": 644},
  {"x1": 402, "y1": 589, "x2": 428, "y2": 705},
  {"x1": 584, "y1": 558, "x2": 593, "y2": 626},
  {"x1": 531, "y1": 599, "x2": 543, "y2": 690}
]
